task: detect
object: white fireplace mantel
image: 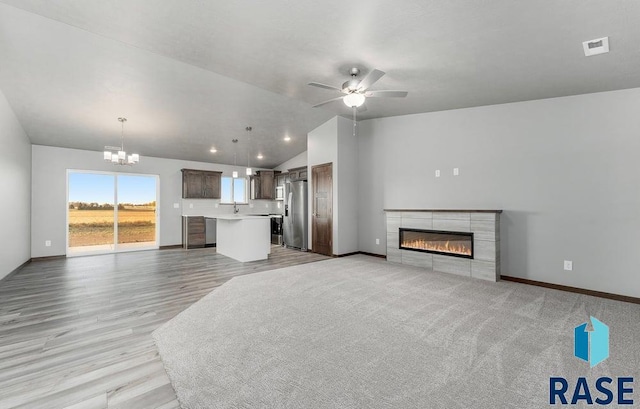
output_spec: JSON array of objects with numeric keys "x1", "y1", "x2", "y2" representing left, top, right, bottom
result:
[{"x1": 384, "y1": 209, "x2": 501, "y2": 282}]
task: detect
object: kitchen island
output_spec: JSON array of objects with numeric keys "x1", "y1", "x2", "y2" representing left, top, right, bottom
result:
[{"x1": 214, "y1": 215, "x2": 271, "y2": 262}]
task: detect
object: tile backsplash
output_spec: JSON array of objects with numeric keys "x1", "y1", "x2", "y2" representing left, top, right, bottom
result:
[{"x1": 181, "y1": 199, "x2": 282, "y2": 216}]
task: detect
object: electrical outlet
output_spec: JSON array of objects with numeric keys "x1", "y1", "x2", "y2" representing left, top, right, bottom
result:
[
  {"x1": 45, "y1": 240, "x2": 51, "y2": 247},
  {"x1": 435, "y1": 169, "x2": 441, "y2": 178},
  {"x1": 249, "y1": 203, "x2": 254, "y2": 208},
  {"x1": 564, "y1": 260, "x2": 573, "y2": 271},
  {"x1": 189, "y1": 203, "x2": 193, "y2": 209},
  {"x1": 453, "y1": 168, "x2": 460, "y2": 176},
  {"x1": 265, "y1": 203, "x2": 269, "y2": 208},
  {"x1": 376, "y1": 238, "x2": 380, "y2": 245},
  {"x1": 215, "y1": 203, "x2": 219, "y2": 208},
  {"x1": 173, "y1": 203, "x2": 179, "y2": 209}
]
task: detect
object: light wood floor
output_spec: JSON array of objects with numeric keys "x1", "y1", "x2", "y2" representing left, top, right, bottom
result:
[{"x1": 0, "y1": 246, "x2": 329, "y2": 409}]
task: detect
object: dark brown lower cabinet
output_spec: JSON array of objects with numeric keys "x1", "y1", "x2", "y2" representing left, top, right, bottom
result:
[{"x1": 182, "y1": 216, "x2": 205, "y2": 248}]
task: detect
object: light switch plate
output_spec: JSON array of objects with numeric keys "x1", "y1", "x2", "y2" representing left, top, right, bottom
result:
[
  {"x1": 249, "y1": 203, "x2": 254, "y2": 208},
  {"x1": 189, "y1": 203, "x2": 193, "y2": 209},
  {"x1": 376, "y1": 238, "x2": 380, "y2": 245},
  {"x1": 564, "y1": 260, "x2": 573, "y2": 271},
  {"x1": 453, "y1": 168, "x2": 459, "y2": 176},
  {"x1": 173, "y1": 203, "x2": 179, "y2": 209},
  {"x1": 45, "y1": 240, "x2": 51, "y2": 247},
  {"x1": 435, "y1": 170, "x2": 441, "y2": 178}
]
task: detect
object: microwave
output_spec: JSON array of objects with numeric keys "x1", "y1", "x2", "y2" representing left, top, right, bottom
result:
[{"x1": 275, "y1": 186, "x2": 284, "y2": 201}]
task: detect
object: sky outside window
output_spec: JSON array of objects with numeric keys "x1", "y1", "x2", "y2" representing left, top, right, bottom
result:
[{"x1": 69, "y1": 173, "x2": 156, "y2": 204}]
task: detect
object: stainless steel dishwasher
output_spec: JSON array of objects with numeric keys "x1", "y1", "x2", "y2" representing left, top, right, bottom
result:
[{"x1": 205, "y1": 217, "x2": 216, "y2": 247}]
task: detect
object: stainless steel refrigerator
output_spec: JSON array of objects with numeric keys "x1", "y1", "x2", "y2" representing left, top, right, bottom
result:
[{"x1": 283, "y1": 180, "x2": 308, "y2": 250}]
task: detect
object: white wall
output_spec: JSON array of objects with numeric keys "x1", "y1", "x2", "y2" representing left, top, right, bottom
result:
[
  {"x1": 306, "y1": 117, "x2": 359, "y2": 255},
  {"x1": 0, "y1": 88, "x2": 31, "y2": 280},
  {"x1": 275, "y1": 150, "x2": 307, "y2": 172},
  {"x1": 358, "y1": 87, "x2": 640, "y2": 298},
  {"x1": 32, "y1": 145, "x2": 275, "y2": 257},
  {"x1": 336, "y1": 117, "x2": 358, "y2": 254},
  {"x1": 307, "y1": 117, "x2": 338, "y2": 253}
]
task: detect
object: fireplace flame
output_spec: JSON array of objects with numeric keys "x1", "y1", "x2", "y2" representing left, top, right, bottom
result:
[{"x1": 402, "y1": 239, "x2": 471, "y2": 256}]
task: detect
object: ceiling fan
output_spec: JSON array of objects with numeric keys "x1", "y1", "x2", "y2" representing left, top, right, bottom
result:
[{"x1": 308, "y1": 67, "x2": 408, "y2": 109}]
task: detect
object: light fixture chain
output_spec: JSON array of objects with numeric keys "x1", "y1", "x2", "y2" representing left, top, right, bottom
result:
[
  {"x1": 353, "y1": 106, "x2": 357, "y2": 138},
  {"x1": 121, "y1": 119, "x2": 125, "y2": 151},
  {"x1": 117, "y1": 117, "x2": 128, "y2": 152}
]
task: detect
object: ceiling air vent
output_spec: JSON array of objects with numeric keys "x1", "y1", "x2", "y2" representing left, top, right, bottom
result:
[{"x1": 582, "y1": 37, "x2": 609, "y2": 57}]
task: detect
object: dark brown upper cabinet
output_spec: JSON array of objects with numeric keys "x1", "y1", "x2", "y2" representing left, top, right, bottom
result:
[
  {"x1": 259, "y1": 171, "x2": 275, "y2": 200},
  {"x1": 250, "y1": 170, "x2": 278, "y2": 200},
  {"x1": 181, "y1": 169, "x2": 222, "y2": 199},
  {"x1": 288, "y1": 166, "x2": 308, "y2": 182}
]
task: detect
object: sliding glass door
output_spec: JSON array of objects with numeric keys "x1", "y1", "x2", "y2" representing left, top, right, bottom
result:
[
  {"x1": 117, "y1": 175, "x2": 157, "y2": 250},
  {"x1": 67, "y1": 171, "x2": 159, "y2": 256},
  {"x1": 68, "y1": 173, "x2": 116, "y2": 253}
]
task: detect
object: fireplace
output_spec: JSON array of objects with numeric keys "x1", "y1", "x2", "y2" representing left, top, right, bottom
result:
[{"x1": 399, "y1": 228, "x2": 474, "y2": 259}]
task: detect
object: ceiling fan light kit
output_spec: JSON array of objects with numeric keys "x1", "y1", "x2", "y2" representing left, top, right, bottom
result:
[
  {"x1": 343, "y1": 93, "x2": 365, "y2": 107},
  {"x1": 309, "y1": 67, "x2": 408, "y2": 109}
]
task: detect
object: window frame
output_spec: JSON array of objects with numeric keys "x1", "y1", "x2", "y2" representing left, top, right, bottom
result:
[{"x1": 220, "y1": 176, "x2": 249, "y2": 204}]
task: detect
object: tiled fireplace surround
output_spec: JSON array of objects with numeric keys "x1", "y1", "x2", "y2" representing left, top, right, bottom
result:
[{"x1": 385, "y1": 210, "x2": 502, "y2": 281}]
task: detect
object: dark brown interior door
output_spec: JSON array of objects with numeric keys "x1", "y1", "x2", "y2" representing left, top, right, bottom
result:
[{"x1": 312, "y1": 163, "x2": 332, "y2": 256}]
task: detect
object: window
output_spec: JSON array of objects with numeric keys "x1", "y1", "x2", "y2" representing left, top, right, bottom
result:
[{"x1": 221, "y1": 177, "x2": 248, "y2": 203}]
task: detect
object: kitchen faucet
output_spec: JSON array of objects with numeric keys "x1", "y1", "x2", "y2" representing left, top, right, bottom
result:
[{"x1": 233, "y1": 202, "x2": 239, "y2": 214}]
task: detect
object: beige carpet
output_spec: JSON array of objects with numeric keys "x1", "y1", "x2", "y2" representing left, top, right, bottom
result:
[{"x1": 153, "y1": 255, "x2": 640, "y2": 408}]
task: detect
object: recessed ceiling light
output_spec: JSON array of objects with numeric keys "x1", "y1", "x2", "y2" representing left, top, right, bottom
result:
[
  {"x1": 257, "y1": 154, "x2": 264, "y2": 159},
  {"x1": 283, "y1": 136, "x2": 291, "y2": 142},
  {"x1": 210, "y1": 148, "x2": 217, "y2": 153}
]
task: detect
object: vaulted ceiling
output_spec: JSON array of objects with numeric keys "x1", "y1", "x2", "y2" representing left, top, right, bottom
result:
[{"x1": 1, "y1": 1, "x2": 640, "y2": 167}]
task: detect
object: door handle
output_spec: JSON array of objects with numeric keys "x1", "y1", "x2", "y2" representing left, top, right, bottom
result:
[{"x1": 288, "y1": 192, "x2": 294, "y2": 225}]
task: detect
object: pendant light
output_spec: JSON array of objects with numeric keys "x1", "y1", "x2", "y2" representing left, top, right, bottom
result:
[
  {"x1": 245, "y1": 126, "x2": 253, "y2": 176},
  {"x1": 232, "y1": 139, "x2": 239, "y2": 178},
  {"x1": 103, "y1": 117, "x2": 140, "y2": 165}
]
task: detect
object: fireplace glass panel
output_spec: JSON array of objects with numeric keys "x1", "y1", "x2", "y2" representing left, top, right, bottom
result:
[{"x1": 399, "y1": 228, "x2": 473, "y2": 259}]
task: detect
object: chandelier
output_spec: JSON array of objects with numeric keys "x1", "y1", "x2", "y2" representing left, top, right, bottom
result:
[{"x1": 103, "y1": 117, "x2": 140, "y2": 165}]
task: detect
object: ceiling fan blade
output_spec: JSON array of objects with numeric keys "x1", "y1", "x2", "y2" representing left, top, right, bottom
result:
[
  {"x1": 312, "y1": 96, "x2": 344, "y2": 108},
  {"x1": 356, "y1": 69, "x2": 385, "y2": 91},
  {"x1": 364, "y1": 90, "x2": 408, "y2": 98},
  {"x1": 308, "y1": 82, "x2": 344, "y2": 93}
]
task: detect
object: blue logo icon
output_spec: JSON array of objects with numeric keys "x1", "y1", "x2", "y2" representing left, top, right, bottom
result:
[{"x1": 574, "y1": 316, "x2": 609, "y2": 368}]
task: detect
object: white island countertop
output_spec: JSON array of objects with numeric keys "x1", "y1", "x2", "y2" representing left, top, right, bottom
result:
[{"x1": 182, "y1": 214, "x2": 277, "y2": 220}]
